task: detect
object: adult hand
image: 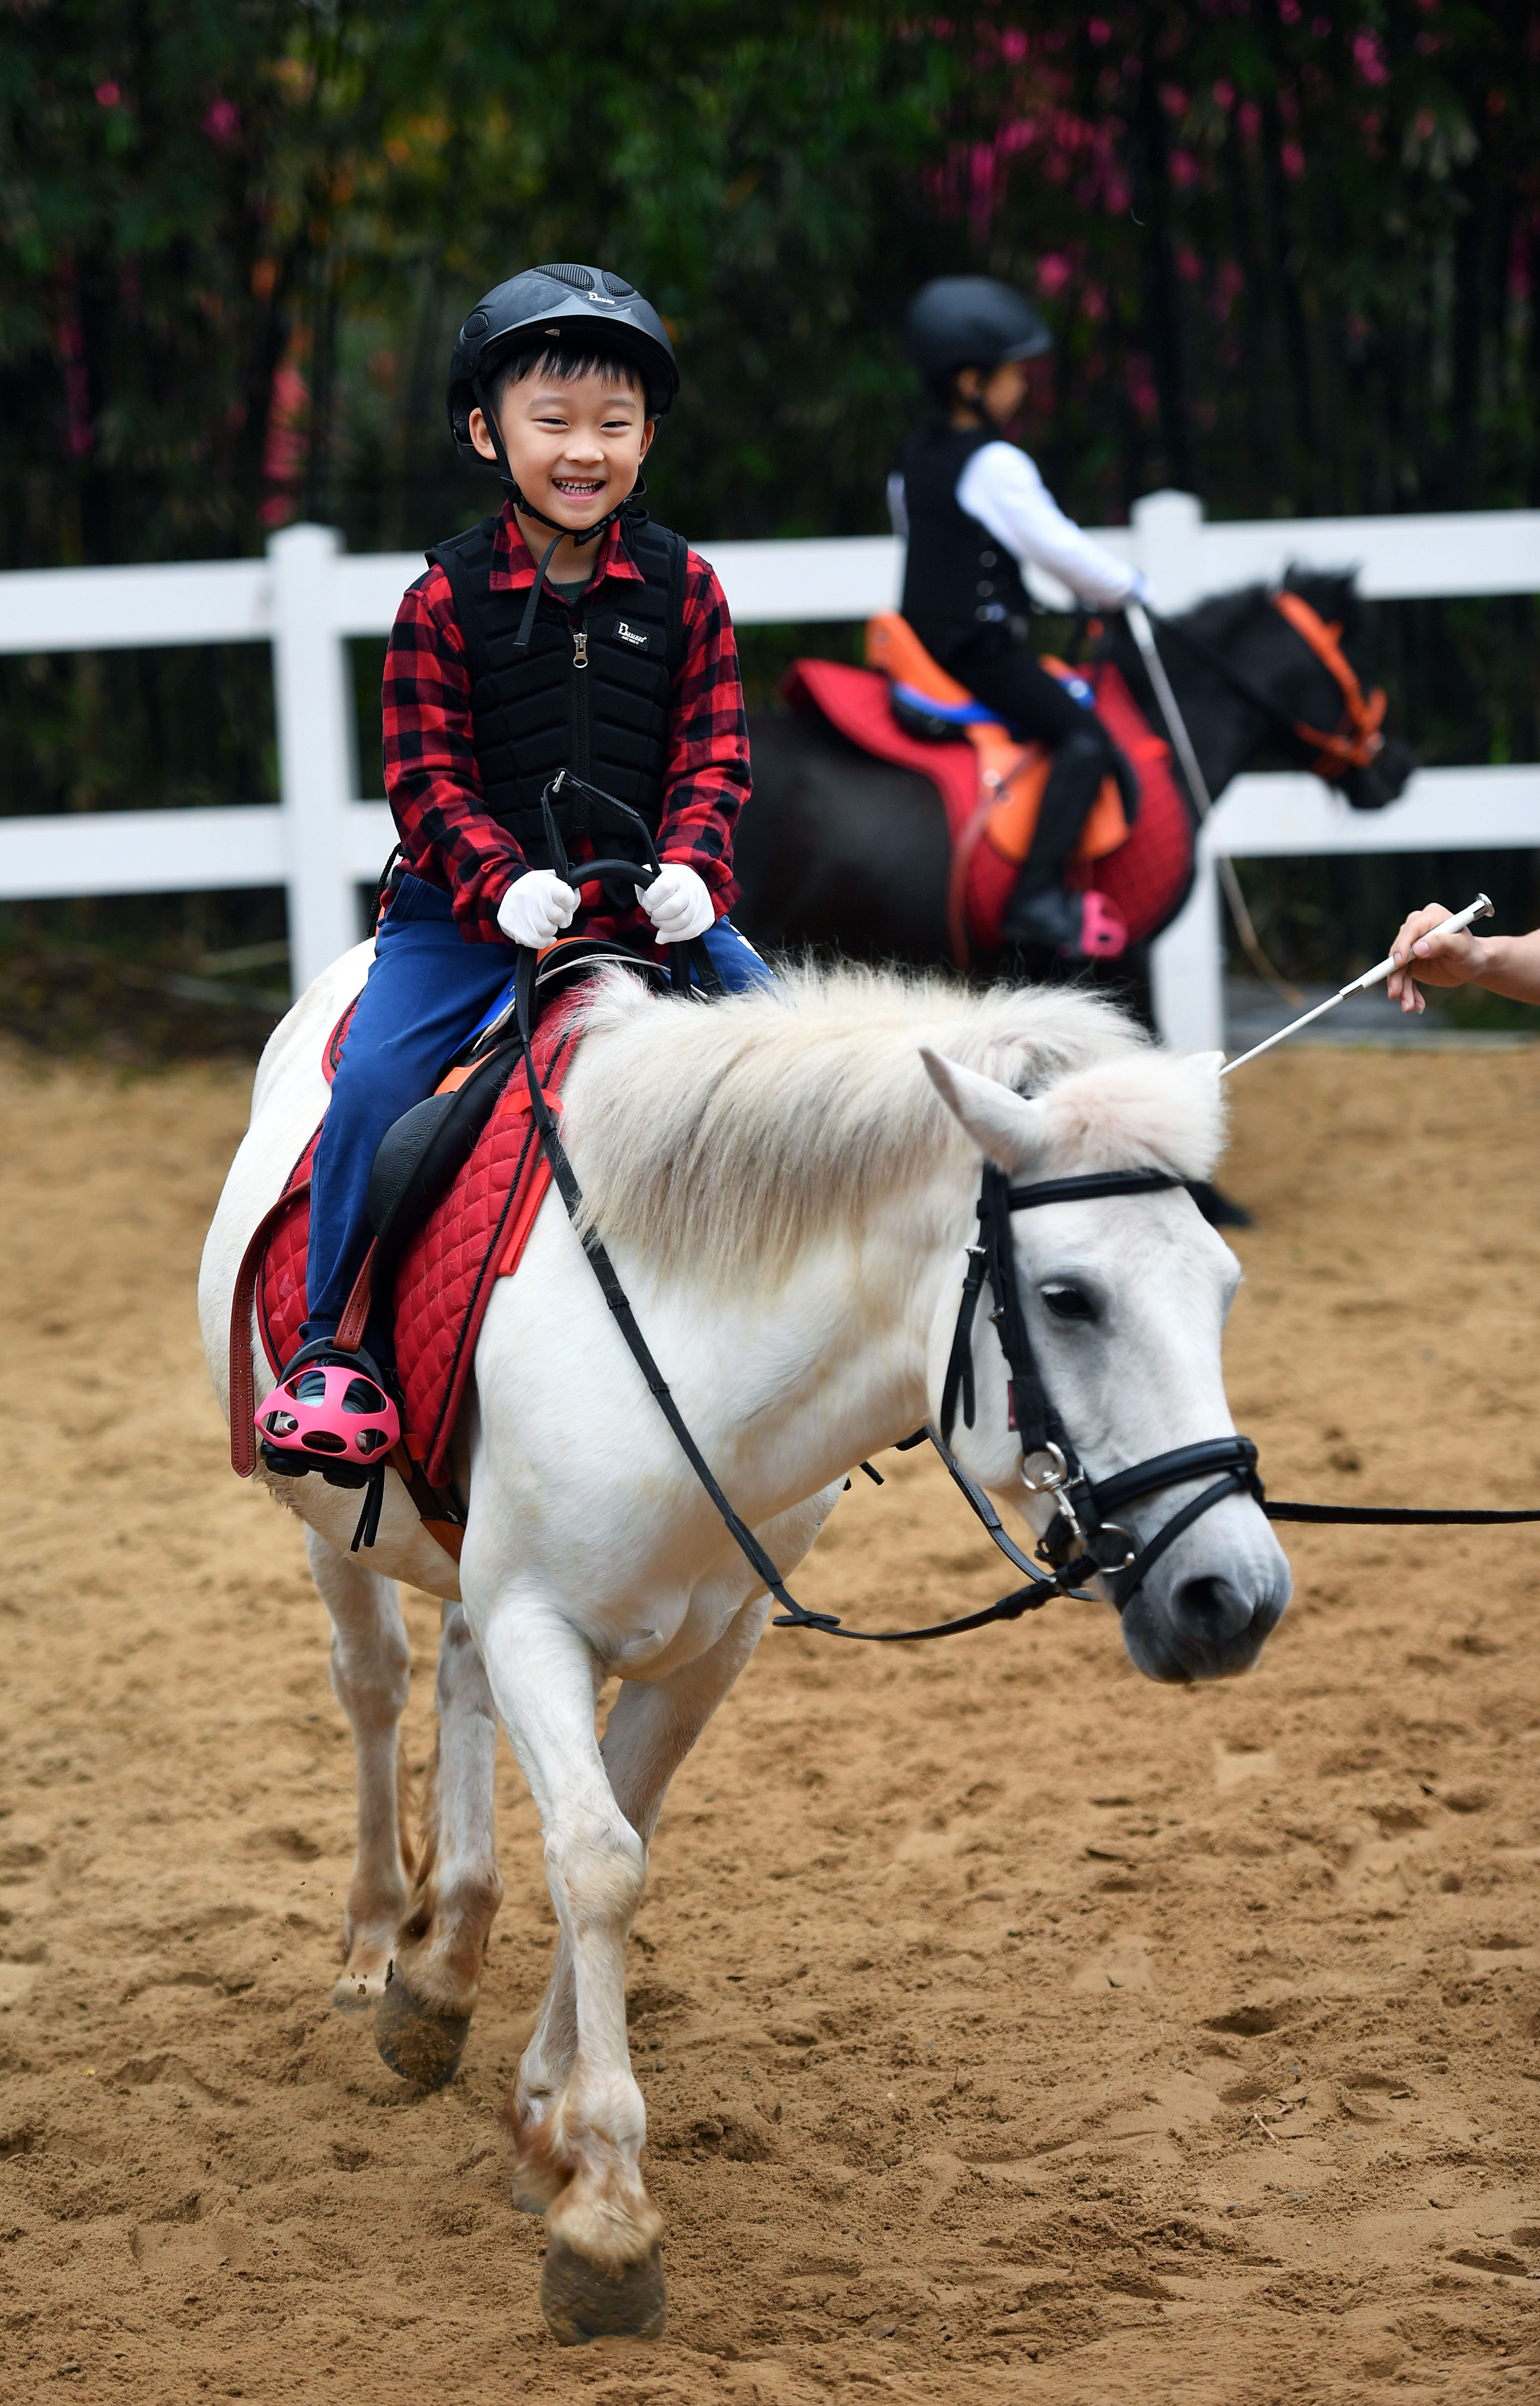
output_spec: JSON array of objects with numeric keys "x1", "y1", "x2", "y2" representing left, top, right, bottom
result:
[
  {"x1": 497, "y1": 869, "x2": 578, "y2": 949},
  {"x1": 636, "y1": 861, "x2": 715, "y2": 945},
  {"x1": 1386, "y1": 901, "x2": 1486, "y2": 1014}
]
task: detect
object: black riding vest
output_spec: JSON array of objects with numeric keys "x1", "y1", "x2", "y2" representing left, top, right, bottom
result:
[
  {"x1": 425, "y1": 508, "x2": 688, "y2": 867},
  {"x1": 897, "y1": 423, "x2": 1035, "y2": 667}
]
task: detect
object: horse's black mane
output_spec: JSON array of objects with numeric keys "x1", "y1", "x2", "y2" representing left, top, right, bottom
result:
[{"x1": 1174, "y1": 565, "x2": 1365, "y2": 650}]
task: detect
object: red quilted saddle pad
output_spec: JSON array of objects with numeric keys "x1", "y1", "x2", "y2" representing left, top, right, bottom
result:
[
  {"x1": 781, "y1": 656, "x2": 1193, "y2": 952},
  {"x1": 259, "y1": 993, "x2": 585, "y2": 1487}
]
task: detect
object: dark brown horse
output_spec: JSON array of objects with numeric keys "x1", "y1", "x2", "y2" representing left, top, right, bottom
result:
[{"x1": 734, "y1": 570, "x2": 1415, "y2": 1015}]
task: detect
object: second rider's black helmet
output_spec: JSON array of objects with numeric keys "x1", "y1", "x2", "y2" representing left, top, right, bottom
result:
[
  {"x1": 447, "y1": 263, "x2": 679, "y2": 458},
  {"x1": 904, "y1": 275, "x2": 1053, "y2": 399}
]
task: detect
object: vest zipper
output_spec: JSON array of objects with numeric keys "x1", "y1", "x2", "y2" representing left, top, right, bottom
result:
[{"x1": 572, "y1": 616, "x2": 591, "y2": 778}]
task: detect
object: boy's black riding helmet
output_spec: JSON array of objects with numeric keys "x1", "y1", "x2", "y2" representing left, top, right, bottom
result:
[
  {"x1": 905, "y1": 275, "x2": 1053, "y2": 396},
  {"x1": 447, "y1": 263, "x2": 679, "y2": 458}
]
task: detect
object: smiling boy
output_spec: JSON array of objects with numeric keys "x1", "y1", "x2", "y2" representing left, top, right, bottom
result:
[{"x1": 257, "y1": 265, "x2": 761, "y2": 1446}]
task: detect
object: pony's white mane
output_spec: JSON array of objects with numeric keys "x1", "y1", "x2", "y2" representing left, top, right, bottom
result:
[{"x1": 561, "y1": 962, "x2": 1218, "y2": 1291}]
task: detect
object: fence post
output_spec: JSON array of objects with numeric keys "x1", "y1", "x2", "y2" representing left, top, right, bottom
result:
[
  {"x1": 1135, "y1": 490, "x2": 1227, "y2": 1049},
  {"x1": 1131, "y1": 488, "x2": 1207, "y2": 608},
  {"x1": 1149, "y1": 853, "x2": 1225, "y2": 1052},
  {"x1": 269, "y1": 522, "x2": 360, "y2": 995}
]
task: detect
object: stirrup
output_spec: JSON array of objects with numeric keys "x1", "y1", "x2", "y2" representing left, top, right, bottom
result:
[{"x1": 255, "y1": 1338, "x2": 401, "y2": 1488}]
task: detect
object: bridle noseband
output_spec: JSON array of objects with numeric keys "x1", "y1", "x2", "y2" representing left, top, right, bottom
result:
[{"x1": 940, "y1": 1162, "x2": 1263, "y2": 1613}]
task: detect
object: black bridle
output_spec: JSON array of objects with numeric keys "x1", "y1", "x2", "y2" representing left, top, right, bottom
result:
[{"x1": 939, "y1": 1162, "x2": 1263, "y2": 1613}]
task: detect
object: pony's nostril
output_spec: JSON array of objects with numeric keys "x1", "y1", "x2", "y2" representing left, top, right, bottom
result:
[{"x1": 1172, "y1": 1576, "x2": 1254, "y2": 1645}]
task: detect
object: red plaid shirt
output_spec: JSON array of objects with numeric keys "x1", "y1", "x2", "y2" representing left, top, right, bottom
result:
[{"x1": 382, "y1": 504, "x2": 749, "y2": 946}]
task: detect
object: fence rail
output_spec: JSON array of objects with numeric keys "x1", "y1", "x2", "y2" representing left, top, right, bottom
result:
[{"x1": 1, "y1": 491, "x2": 1536, "y2": 1039}]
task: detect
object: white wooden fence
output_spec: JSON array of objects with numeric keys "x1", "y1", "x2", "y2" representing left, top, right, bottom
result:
[{"x1": 0, "y1": 490, "x2": 1535, "y2": 1044}]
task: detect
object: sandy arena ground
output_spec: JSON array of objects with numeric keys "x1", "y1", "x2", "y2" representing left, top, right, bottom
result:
[{"x1": 1, "y1": 1038, "x2": 1538, "y2": 2405}]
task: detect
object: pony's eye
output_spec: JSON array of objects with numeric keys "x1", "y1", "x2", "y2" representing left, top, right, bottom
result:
[{"x1": 1043, "y1": 1285, "x2": 1096, "y2": 1324}]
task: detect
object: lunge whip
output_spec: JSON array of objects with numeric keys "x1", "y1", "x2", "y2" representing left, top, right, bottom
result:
[{"x1": 1219, "y1": 892, "x2": 1494, "y2": 1076}]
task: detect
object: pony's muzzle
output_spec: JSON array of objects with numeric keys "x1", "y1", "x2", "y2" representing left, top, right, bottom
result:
[
  {"x1": 1121, "y1": 1507, "x2": 1291, "y2": 1682},
  {"x1": 1171, "y1": 1572, "x2": 1260, "y2": 1647}
]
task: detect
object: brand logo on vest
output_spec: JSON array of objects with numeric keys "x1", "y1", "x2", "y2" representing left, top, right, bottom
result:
[{"x1": 615, "y1": 621, "x2": 649, "y2": 649}]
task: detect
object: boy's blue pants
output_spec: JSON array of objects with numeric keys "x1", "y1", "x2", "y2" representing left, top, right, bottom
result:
[{"x1": 302, "y1": 874, "x2": 773, "y2": 1347}]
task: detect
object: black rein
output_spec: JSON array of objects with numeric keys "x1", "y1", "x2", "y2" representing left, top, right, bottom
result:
[{"x1": 510, "y1": 948, "x2": 1111, "y2": 1641}]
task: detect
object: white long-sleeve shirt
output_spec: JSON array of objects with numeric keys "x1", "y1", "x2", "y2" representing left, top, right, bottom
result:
[{"x1": 887, "y1": 441, "x2": 1145, "y2": 610}]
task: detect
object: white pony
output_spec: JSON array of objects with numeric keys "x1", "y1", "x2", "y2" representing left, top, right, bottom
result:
[{"x1": 199, "y1": 952, "x2": 1290, "y2": 2343}]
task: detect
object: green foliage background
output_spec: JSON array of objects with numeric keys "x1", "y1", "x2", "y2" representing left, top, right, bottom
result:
[{"x1": 0, "y1": 0, "x2": 1535, "y2": 993}]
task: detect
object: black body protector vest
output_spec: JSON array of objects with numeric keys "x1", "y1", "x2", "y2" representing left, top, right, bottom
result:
[
  {"x1": 897, "y1": 423, "x2": 1035, "y2": 668},
  {"x1": 425, "y1": 508, "x2": 688, "y2": 868}
]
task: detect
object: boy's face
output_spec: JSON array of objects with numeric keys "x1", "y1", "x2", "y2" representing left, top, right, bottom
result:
[
  {"x1": 954, "y1": 354, "x2": 1052, "y2": 433},
  {"x1": 469, "y1": 364, "x2": 654, "y2": 528}
]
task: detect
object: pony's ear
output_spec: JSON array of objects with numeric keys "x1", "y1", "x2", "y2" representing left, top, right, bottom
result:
[
  {"x1": 1285, "y1": 563, "x2": 1361, "y2": 637},
  {"x1": 920, "y1": 1047, "x2": 1049, "y2": 1173}
]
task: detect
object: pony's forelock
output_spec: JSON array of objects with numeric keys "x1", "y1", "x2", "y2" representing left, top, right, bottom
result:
[{"x1": 1034, "y1": 1050, "x2": 1227, "y2": 1182}]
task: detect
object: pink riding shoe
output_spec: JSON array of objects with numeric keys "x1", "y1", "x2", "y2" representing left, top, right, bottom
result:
[
  {"x1": 255, "y1": 1344, "x2": 400, "y2": 1477},
  {"x1": 1076, "y1": 890, "x2": 1128, "y2": 959}
]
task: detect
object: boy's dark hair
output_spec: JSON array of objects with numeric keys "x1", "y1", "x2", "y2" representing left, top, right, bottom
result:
[{"x1": 487, "y1": 341, "x2": 647, "y2": 414}]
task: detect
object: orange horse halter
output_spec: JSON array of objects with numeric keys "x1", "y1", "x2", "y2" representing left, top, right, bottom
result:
[{"x1": 1271, "y1": 589, "x2": 1387, "y2": 776}]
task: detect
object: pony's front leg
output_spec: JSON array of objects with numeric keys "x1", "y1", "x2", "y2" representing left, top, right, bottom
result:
[
  {"x1": 374, "y1": 1601, "x2": 503, "y2": 2090},
  {"x1": 474, "y1": 1595, "x2": 664, "y2": 2344},
  {"x1": 304, "y1": 1526, "x2": 412, "y2": 2010},
  {"x1": 510, "y1": 1594, "x2": 770, "y2": 2212}
]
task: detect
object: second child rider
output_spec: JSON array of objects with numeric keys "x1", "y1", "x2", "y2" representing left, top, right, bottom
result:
[
  {"x1": 256, "y1": 261, "x2": 768, "y2": 1458},
  {"x1": 889, "y1": 275, "x2": 1146, "y2": 963}
]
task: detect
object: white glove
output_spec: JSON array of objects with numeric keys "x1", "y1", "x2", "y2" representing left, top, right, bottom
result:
[
  {"x1": 637, "y1": 861, "x2": 715, "y2": 945},
  {"x1": 497, "y1": 869, "x2": 578, "y2": 948}
]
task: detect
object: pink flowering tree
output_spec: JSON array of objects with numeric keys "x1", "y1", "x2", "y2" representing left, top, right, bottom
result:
[{"x1": 927, "y1": 2, "x2": 1537, "y2": 534}]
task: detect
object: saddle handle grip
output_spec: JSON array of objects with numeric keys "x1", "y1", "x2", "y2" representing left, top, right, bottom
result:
[
  {"x1": 563, "y1": 853, "x2": 662, "y2": 892},
  {"x1": 540, "y1": 773, "x2": 662, "y2": 890},
  {"x1": 534, "y1": 774, "x2": 718, "y2": 996}
]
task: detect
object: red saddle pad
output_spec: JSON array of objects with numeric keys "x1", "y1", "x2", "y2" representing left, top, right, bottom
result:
[
  {"x1": 781, "y1": 656, "x2": 1192, "y2": 952},
  {"x1": 258, "y1": 992, "x2": 585, "y2": 1488}
]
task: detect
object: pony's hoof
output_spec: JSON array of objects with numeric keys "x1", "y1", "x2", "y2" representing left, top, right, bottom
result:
[
  {"x1": 374, "y1": 1965, "x2": 470, "y2": 2089},
  {"x1": 540, "y1": 2237, "x2": 666, "y2": 2346}
]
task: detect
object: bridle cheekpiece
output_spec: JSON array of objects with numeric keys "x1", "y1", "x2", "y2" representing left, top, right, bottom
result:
[
  {"x1": 1270, "y1": 589, "x2": 1387, "y2": 777},
  {"x1": 940, "y1": 1159, "x2": 1264, "y2": 1613}
]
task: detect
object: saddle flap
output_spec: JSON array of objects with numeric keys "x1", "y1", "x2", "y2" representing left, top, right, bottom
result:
[{"x1": 366, "y1": 1041, "x2": 523, "y2": 1269}]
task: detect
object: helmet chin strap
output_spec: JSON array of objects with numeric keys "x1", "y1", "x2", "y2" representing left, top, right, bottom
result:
[{"x1": 471, "y1": 374, "x2": 641, "y2": 650}]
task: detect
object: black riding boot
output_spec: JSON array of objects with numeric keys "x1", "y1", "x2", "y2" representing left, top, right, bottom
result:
[{"x1": 1001, "y1": 727, "x2": 1138, "y2": 957}]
